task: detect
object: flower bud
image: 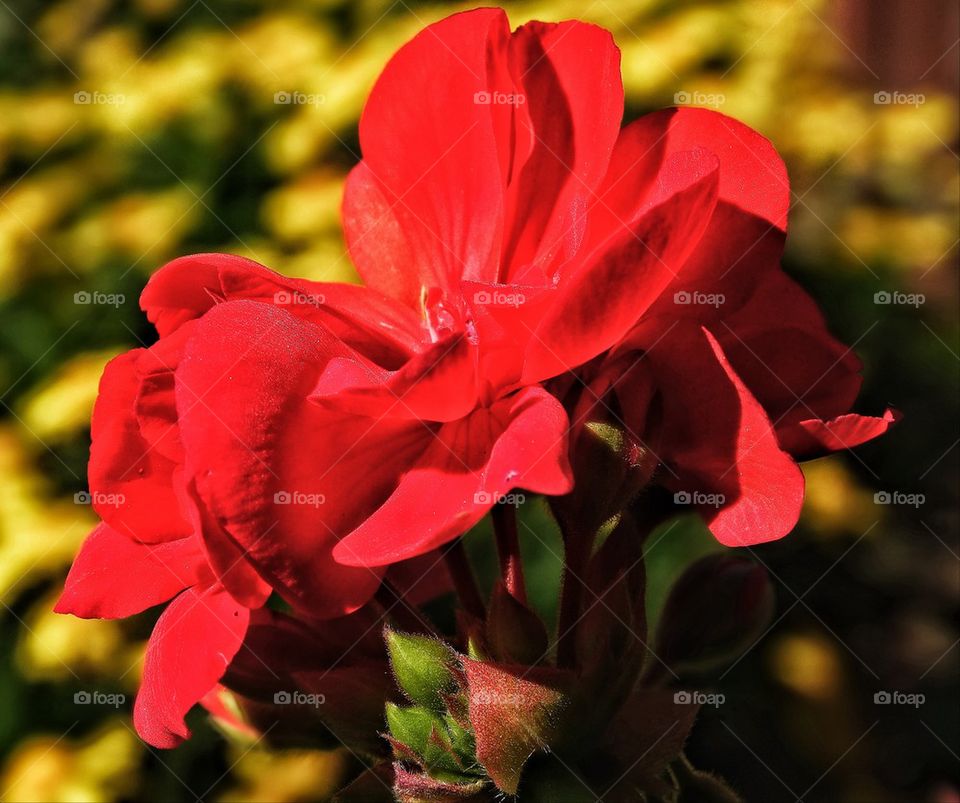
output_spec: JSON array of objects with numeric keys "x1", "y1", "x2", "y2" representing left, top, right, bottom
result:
[
  {"x1": 655, "y1": 554, "x2": 774, "y2": 676},
  {"x1": 385, "y1": 628, "x2": 459, "y2": 712}
]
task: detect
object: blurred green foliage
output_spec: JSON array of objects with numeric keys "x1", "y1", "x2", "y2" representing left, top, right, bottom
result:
[{"x1": 0, "y1": 0, "x2": 956, "y2": 800}]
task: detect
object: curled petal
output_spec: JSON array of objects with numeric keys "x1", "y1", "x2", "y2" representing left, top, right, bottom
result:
[
  {"x1": 133, "y1": 584, "x2": 249, "y2": 748},
  {"x1": 642, "y1": 324, "x2": 804, "y2": 547},
  {"x1": 175, "y1": 476, "x2": 271, "y2": 609},
  {"x1": 89, "y1": 350, "x2": 192, "y2": 543},
  {"x1": 594, "y1": 107, "x2": 788, "y2": 234},
  {"x1": 500, "y1": 19, "x2": 623, "y2": 284},
  {"x1": 779, "y1": 408, "x2": 900, "y2": 458},
  {"x1": 141, "y1": 252, "x2": 422, "y2": 366},
  {"x1": 175, "y1": 300, "x2": 426, "y2": 616}
]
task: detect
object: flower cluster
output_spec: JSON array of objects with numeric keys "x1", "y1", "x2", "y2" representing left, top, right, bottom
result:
[{"x1": 56, "y1": 7, "x2": 894, "y2": 797}]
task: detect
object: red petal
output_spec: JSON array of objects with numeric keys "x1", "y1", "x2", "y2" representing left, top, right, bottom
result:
[
  {"x1": 666, "y1": 107, "x2": 789, "y2": 230},
  {"x1": 342, "y1": 162, "x2": 420, "y2": 310},
  {"x1": 642, "y1": 324, "x2": 804, "y2": 546},
  {"x1": 586, "y1": 108, "x2": 791, "y2": 333},
  {"x1": 89, "y1": 351, "x2": 192, "y2": 543},
  {"x1": 141, "y1": 252, "x2": 422, "y2": 366},
  {"x1": 779, "y1": 408, "x2": 900, "y2": 458},
  {"x1": 718, "y1": 323, "x2": 864, "y2": 432},
  {"x1": 715, "y1": 269, "x2": 864, "y2": 429},
  {"x1": 175, "y1": 300, "x2": 427, "y2": 616},
  {"x1": 54, "y1": 524, "x2": 205, "y2": 619},
  {"x1": 133, "y1": 326, "x2": 192, "y2": 464},
  {"x1": 175, "y1": 476, "x2": 271, "y2": 609},
  {"x1": 312, "y1": 333, "x2": 478, "y2": 422},
  {"x1": 133, "y1": 584, "x2": 249, "y2": 748},
  {"x1": 638, "y1": 200, "x2": 786, "y2": 332},
  {"x1": 334, "y1": 387, "x2": 572, "y2": 566},
  {"x1": 463, "y1": 280, "x2": 558, "y2": 392},
  {"x1": 354, "y1": 9, "x2": 511, "y2": 294},
  {"x1": 598, "y1": 107, "x2": 789, "y2": 233},
  {"x1": 522, "y1": 149, "x2": 720, "y2": 382},
  {"x1": 500, "y1": 20, "x2": 623, "y2": 284}
]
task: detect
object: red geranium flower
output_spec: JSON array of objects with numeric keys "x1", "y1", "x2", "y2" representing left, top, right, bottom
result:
[
  {"x1": 55, "y1": 8, "x2": 897, "y2": 751},
  {"x1": 55, "y1": 254, "x2": 461, "y2": 746},
  {"x1": 332, "y1": 8, "x2": 896, "y2": 560}
]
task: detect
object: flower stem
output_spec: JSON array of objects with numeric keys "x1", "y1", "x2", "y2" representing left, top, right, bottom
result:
[
  {"x1": 555, "y1": 525, "x2": 591, "y2": 668},
  {"x1": 492, "y1": 502, "x2": 527, "y2": 603},
  {"x1": 443, "y1": 537, "x2": 486, "y2": 620}
]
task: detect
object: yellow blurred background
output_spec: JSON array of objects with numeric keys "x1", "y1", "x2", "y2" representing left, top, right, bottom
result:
[{"x1": 0, "y1": 0, "x2": 956, "y2": 800}]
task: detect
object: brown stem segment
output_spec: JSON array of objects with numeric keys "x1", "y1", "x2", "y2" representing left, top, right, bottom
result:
[
  {"x1": 555, "y1": 525, "x2": 592, "y2": 668},
  {"x1": 492, "y1": 502, "x2": 527, "y2": 604},
  {"x1": 443, "y1": 537, "x2": 486, "y2": 620}
]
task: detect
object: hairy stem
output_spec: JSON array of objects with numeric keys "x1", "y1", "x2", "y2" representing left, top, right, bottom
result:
[
  {"x1": 492, "y1": 502, "x2": 527, "y2": 603},
  {"x1": 443, "y1": 537, "x2": 486, "y2": 620},
  {"x1": 555, "y1": 524, "x2": 592, "y2": 668}
]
